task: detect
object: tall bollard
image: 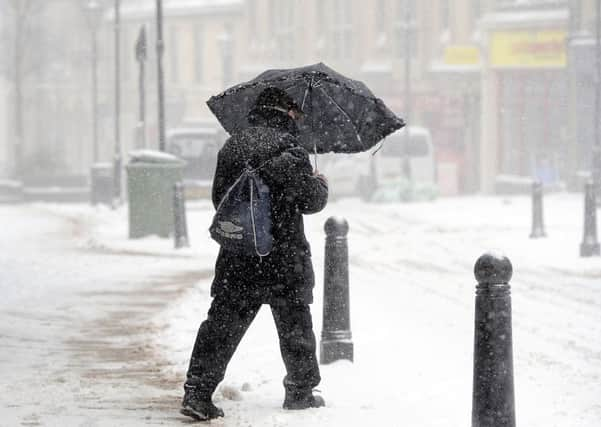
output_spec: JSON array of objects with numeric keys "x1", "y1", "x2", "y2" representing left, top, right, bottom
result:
[
  {"x1": 580, "y1": 180, "x2": 600, "y2": 257},
  {"x1": 173, "y1": 181, "x2": 190, "y2": 249},
  {"x1": 320, "y1": 217, "x2": 353, "y2": 364},
  {"x1": 472, "y1": 253, "x2": 516, "y2": 427},
  {"x1": 529, "y1": 181, "x2": 546, "y2": 238}
]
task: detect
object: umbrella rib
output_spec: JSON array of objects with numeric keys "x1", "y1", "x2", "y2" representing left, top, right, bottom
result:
[
  {"x1": 355, "y1": 104, "x2": 369, "y2": 138},
  {"x1": 316, "y1": 85, "x2": 365, "y2": 149},
  {"x1": 301, "y1": 75, "x2": 318, "y2": 111},
  {"x1": 301, "y1": 87, "x2": 310, "y2": 111}
]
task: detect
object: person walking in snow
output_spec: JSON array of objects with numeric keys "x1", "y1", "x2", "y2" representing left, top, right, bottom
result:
[{"x1": 180, "y1": 87, "x2": 328, "y2": 421}]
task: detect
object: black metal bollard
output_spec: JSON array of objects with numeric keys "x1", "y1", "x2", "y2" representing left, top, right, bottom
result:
[
  {"x1": 472, "y1": 253, "x2": 516, "y2": 427},
  {"x1": 529, "y1": 181, "x2": 546, "y2": 238},
  {"x1": 173, "y1": 181, "x2": 190, "y2": 249},
  {"x1": 580, "y1": 180, "x2": 600, "y2": 257},
  {"x1": 320, "y1": 217, "x2": 353, "y2": 364}
]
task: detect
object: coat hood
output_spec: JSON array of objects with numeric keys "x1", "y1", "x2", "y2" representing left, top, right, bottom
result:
[{"x1": 247, "y1": 105, "x2": 299, "y2": 136}]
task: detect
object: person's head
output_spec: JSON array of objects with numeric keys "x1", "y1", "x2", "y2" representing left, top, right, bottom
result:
[{"x1": 254, "y1": 87, "x2": 303, "y2": 121}]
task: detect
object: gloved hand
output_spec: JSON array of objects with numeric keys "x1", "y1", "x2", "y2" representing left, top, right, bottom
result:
[{"x1": 313, "y1": 171, "x2": 328, "y2": 186}]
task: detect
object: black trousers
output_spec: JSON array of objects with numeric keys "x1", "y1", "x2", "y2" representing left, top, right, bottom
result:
[{"x1": 185, "y1": 294, "x2": 321, "y2": 395}]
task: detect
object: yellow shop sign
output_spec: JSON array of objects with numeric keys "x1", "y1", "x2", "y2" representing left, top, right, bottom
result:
[
  {"x1": 444, "y1": 45, "x2": 481, "y2": 66},
  {"x1": 490, "y1": 30, "x2": 566, "y2": 68}
]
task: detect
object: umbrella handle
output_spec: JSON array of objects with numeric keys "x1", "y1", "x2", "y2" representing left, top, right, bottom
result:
[{"x1": 310, "y1": 79, "x2": 318, "y2": 172}]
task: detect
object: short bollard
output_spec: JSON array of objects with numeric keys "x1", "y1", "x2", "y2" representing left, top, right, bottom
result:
[
  {"x1": 472, "y1": 253, "x2": 516, "y2": 427},
  {"x1": 320, "y1": 217, "x2": 353, "y2": 364},
  {"x1": 580, "y1": 181, "x2": 600, "y2": 257},
  {"x1": 529, "y1": 181, "x2": 546, "y2": 238},
  {"x1": 173, "y1": 181, "x2": 190, "y2": 249}
]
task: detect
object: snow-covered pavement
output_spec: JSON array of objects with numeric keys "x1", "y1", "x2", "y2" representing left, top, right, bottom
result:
[
  {"x1": 0, "y1": 205, "x2": 205, "y2": 426},
  {"x1": 1, "y1": 194, "x2": 600, "y2": 426}
]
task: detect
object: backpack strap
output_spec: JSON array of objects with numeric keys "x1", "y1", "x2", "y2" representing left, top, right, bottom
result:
[
  {"x1": 248, "y1": 177, "x2": 271, "y2": 258},
  {"x1": 215, "y1": 157, "x2": 271, "y2": 213},
  {"x1": 247, "y1": 158, "x2": 272, "y2": 173},
  {"x1": 213, "y1": 168, "x2": 250, "y2": 213}
]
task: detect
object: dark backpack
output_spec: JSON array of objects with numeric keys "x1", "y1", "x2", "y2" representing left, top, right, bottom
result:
[{"x1": 209, "y1": 166, "x2": 273, "y2": 257}]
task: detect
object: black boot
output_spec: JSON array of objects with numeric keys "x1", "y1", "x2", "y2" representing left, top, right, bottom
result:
[
  {"x1": 283, "y1": 386, "x2": 325, "y2": 410},
  {"x1": 180, "y1": 387, "x2": 224, "y2": 421}
]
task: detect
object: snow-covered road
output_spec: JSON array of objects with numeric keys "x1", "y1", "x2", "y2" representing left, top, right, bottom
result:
[{"x1": 1, "y1": 194, "x2": 600, "y2": 426}]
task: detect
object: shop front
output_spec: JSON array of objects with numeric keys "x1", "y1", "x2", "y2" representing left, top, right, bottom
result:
[
  {"x1": 480, "y1": 24, "x2": 569, "y2": 192},
  {"x1": 429, "y1": 44, "x2": 482, "y2": 194},
  {"x1": 492, "y1": 30, "x2": 568, "y2": 184},
  {"x1": 568, "y1": 35, "x2": 599, "y2": 189}
]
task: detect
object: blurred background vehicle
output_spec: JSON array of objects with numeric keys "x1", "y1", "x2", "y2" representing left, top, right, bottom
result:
[
  {"x1": 165, "y1": 122, "x2": 226, "y2": 199},
  {"x1": 319, "y1": 126, "x2": 437, "y2": 202}
]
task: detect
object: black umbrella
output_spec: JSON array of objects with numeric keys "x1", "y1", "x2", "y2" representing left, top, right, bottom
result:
[{"x1": 207, "y1": 62, "x2": 405, "y2": 154}]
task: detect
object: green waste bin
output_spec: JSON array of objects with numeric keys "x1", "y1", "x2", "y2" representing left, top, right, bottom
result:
[{"x1": 126, "y1": 150, "x2": 185, "y2": 238}]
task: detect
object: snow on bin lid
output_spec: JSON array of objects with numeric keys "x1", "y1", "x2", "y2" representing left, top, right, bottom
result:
[{"x1": 128, "y1": 149, "x2": 184, "y2": 164}]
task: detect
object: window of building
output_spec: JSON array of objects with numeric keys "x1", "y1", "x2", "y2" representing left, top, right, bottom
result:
[
  {"x1": 121, "y1": 28, "x2": 131, "y2": 83},
  {"x1": 569, "y1": 0, "x2": 582, "y2": 33},
  {"x1": 220, "y1": 23, "x2": 234, "y2": 85},
  {"x1": 272, "y1": 1, "x2": 296, "y2": 61},
  {"x1": 329, "y1": 0, "x2": 353, "y2": 59},
  {"x1": 194, "y1": 27, "x2": 203, "y2": 84},
  {"x1": 375, "y1": 0, "x2": 389, "y2": 48},
  {"x1": 441, "y1": 0, "x2": 450, "y2": 32},
  {"x1": 269, "y1": 0, "x2": 277, "y2": 36},
  {"x1": 377, "y1": 0, "x2": 387, "y2": 30},
  {"x1": 393, "y1": 0, "x2": 417, "y2": 58},
  {"x1": 316, "y1": 0, "x2": 326, "y2": 35},
  {"x1": 168, "y1": 26, "x2": 179, "y2": 84},
  {"x1": 497, "y1": 0, "x2": 567, "y2": 9},
  {"x1": 468, "y1": 0, "x2": 482, "y2": 31},
  {"x1": 471, "y1": 0, "x2": 481, "y2": 22},
  {"x1": 314, "y1": 0, "x2": 327, "y2": 54},
  {"x1": 247, "y1": 0, "x2": 256, "y2": 35}
]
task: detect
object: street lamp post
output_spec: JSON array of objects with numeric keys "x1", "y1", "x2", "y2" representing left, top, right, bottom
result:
[
  {"x1": 402, "y1": 2, "x2": 413, "y2": 182},
  {"x1": 595, "y1": 0, "x2": 601, "y2": 199},
  {"x1": 156, "y1": 0, "x2": 166, "y2": 152},
  {"x1": 84, "y1": 0, "x2": 103, "y2": 163},
  {"x1": 113, "y1": 0, "x2": 122, "y2": 203},
  {"x1": 135, "y1": 25, "x2": 147, "y2": 149}
]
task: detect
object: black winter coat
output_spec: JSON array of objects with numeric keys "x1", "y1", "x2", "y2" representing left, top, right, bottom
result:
[{"x1": 210, "y1": 108, "x2": 328, "y2": 305}]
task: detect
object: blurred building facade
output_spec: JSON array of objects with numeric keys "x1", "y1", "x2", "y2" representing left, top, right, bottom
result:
[
  {"x1": 117, "y1": 0, "x2": 597, "y2": 194},
  {"x1": 0, "y1": 0, "x2": 97, "y2": 183},
  {"x1": 568, "y1": 0, "x2": 600, "y2": 188},
  {"x1": 479, "y1": 1, "x2": 571, "y2": 192},
  {"x1": 0, "y1": 76, "x2": 8, "y2": 178},
  {"x1": 118, "y1": 0, "x2": 493, "y2": 194},
  {"x1": 1, "y1": 0, "x2": 599, "y2": 194},
  {"x1": 0, "y1": 36, "x2": 7, "y2": 177},
  {"x1": 118, "y1": 0, "x2": 244, "y2": 146}
]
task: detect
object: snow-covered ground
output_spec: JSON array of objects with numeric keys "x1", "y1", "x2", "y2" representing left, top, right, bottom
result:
[{"x1": 1, "y1": 193, "x2": 600, "y2": 426}]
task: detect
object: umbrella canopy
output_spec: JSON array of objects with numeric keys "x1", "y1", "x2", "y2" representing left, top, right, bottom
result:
[{"x1": 207, "y1": 62, "x2": 405, "y2": 154}]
